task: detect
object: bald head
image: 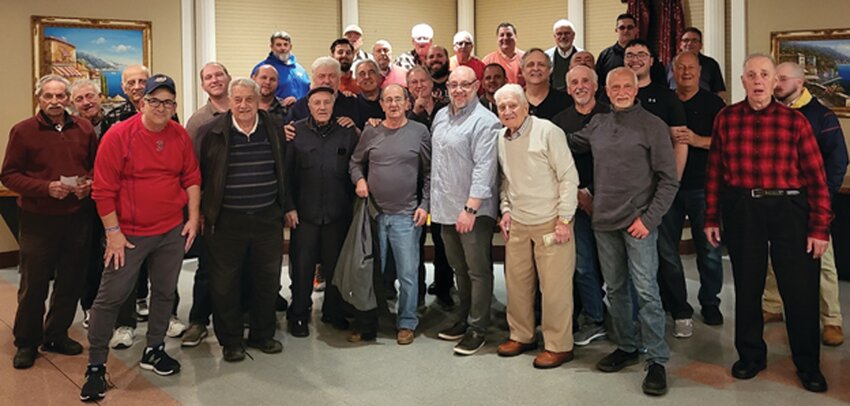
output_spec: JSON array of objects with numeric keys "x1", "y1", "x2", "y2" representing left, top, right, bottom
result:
[
  {"x1": 775, "y1": 62, "x2": 806, "y2": 104},
  {"x1": 570, "y1": 51, "x2": 595, "y2": 70},
  {"x1": 448, "y1": 66, "x2": 479, "y2": 110}
]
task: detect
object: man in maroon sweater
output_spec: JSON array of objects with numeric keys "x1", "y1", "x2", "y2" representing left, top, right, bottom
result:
[{"x1": 2, "y1": 74, "x2": 98, "y2": 370}]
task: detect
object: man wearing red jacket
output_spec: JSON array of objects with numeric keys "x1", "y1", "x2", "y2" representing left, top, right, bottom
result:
[
  {"x1": 81, "y1": 74, "x2": 201, "y2": 402},
  {"x1": 2, "y1": 74, "x2": 97, "y2": 370}
]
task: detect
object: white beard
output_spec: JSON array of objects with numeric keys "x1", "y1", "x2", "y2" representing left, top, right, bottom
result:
[{"x1": 275, "y1": 52, "x2": 291, "y2": 63}]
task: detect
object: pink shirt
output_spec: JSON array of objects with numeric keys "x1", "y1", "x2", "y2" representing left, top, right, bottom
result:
[
  {"x1": 483, "y1": 49, "x2": 525, "y2": 86},
  {"x1": 381, "y1": 65, "x2": 408, "y2": 88}
]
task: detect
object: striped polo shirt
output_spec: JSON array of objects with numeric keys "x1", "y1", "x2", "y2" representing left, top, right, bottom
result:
[{"x1": 222, "y1": 116, "x2": 278, "y2": 210}]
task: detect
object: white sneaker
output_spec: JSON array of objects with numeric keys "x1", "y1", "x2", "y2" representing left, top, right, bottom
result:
[
  {"x1": 82, "y1": 310, "x2": 90, "y2": 329},
  {"x1": 167, "y1": 316, "x2": 187, "y2": 338},
  {"x1": 110, "y1": 326, "x2": 135, "y2": 349},
  {"x1": 136, "y1": 299, "x2": 149, "y2": 321},
  {"x1": 674, "y1": 318, "x2": 694, "y2": 338}
]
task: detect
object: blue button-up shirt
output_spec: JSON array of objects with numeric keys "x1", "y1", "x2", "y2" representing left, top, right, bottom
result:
[{"x1": 430, "y1": 98, "x2": 501, "y2": 224}]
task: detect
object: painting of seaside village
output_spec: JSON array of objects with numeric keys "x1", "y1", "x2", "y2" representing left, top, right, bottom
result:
[
  {"x1": 32, "y1": 16, "x2": 151, "y2": 110},
  {"x1": 773, "y1": 29, "x2": 850, "y2": 117}
]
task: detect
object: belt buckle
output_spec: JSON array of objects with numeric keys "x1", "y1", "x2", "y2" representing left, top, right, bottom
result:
[{"x1": 750, "y1": 188, "x2": 765, "y2": 198}]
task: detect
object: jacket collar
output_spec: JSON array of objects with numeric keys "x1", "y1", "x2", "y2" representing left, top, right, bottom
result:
[{"x1": 36, "y1": 110, "x2": 75, "y2": 130}]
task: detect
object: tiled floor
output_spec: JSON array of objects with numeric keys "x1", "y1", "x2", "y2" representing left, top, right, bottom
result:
[{"x1": 1, "y1": 255, "x2": 849, "y2": 405}]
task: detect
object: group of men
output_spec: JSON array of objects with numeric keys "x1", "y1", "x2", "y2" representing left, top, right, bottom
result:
[{"x1": 4, "y1": 12, "x2": 846, "y2": 402}]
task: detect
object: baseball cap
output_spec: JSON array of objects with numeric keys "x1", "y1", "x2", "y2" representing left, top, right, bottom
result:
[
  {"x1": 411, "y1": 23, "x2": 434, "y2": 43},
  {"x1": 144, "y1": 74, "x2": 176, "y2": 96},
  {"x1": 344, "y1": 25, "x2": 363, "y2": 36}
]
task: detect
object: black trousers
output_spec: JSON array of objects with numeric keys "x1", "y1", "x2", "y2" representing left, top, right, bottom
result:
[
  {"x1": 418, "y1": 223, "x2": 454, "y2": 297},
  {"x1": 287, "y1": 219, "x2": 349, "y2": 322},
  {"x1": 14, "y1": 209, "x2": 91, "y2": 348},
  {"x1": 721, "y1": 188, "x2": 821, "y2": 373},
  {"x1": 206, "y1": 206, "x2": 284, "y2": 347}
]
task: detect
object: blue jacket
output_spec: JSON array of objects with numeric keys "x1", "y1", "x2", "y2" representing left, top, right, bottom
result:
[
  {"x1": 252, "y1": 53, "x2": 310, "y2": 100},
  {"x1": 798, "y1": 97, "x2": 849, "y2": 195}
]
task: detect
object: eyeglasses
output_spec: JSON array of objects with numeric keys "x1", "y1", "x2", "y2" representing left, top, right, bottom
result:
[
  {"x1": 454, "y1": 41, "x2": 473, "y2": 47},
  {"x1": 381, "y1": 97, "x2": 405, "y2": 105},
  {"x1": 145, "y1": 97, "x2": 177, "y2": 108},
  {"x1": 447, "y1": 81, "x2": 476, "y2": 90},
  {"x1": 617, "y1": 24, "x2": 636, "y2": 31},
  {"x1": 624, "y1": 52, "x2": 650, "y2": 60}
]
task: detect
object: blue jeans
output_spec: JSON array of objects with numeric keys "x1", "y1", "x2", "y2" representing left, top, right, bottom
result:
[
  {"x1": 574, "y1": 210, "x2": 605, "y2": 323},
  {"x1": 595, "y1": 228, "x2": 669, "y2": 365},
  {"x1": 377, "y1": 213, "x2": 422, "y2": 331},
  {"x1": 657, "y1": 188, "x2": 723, "y2": 319}
]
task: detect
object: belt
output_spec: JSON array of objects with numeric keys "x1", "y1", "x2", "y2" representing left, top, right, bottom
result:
[{"x1": 749, "y1": 188, "x2": 801, "y2": 198}]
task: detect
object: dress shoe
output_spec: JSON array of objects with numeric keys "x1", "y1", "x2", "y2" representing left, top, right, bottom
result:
[
  {"x1": 289, "y1": 320, "x2": 309, "y2": 338},
  {"x1": 42, "y1": 337, "x2": 84, "y2": 355},
  {"x1": 822, "y1": 325, "x2": 844, "y2": 346},
  {"x1": 596, "y1": 349, "x2": 639, "y2": 372},
  {"x1": 246, "y1": 338, "x2": 283, "y2": 354},
  {"x1": 13, "y1": 347, "x2": 38, "y2": 369},
  {"x1": 533, "y1": 350, "x2": 574, "y2": 369},
  {"x1": 497, "y1": 339, "x2": 538, "y2": 357},
  {"x1": 426, "y1": 282, "x2": 438, "y2": 295},
  {"x1": 397, "y1": 329, "x2": 415, "y2": 345},
  {"x1": 701, "y1": 306, "x2": 724, "y2": 326},
  {"x1": 797, "y1": 370, "x2": 828, "y2": 392},
  {"x1": 222, "y1": 345, "x2": 245, "y2": 362},
  {"x1": 321, "y1": 315, "x2": 350, "y2": 330},
  {"x1": 762, "y1": 310, "x2": 783, "y2": 323},
  {"x1": 347, "y1": 331, "x2": 377, "y2": 343},
  {"x1": 731, "y1": 359, "x2": 766, "y2": 379},
  {"x1": 642, "y1": 363, "x2": 668, "y2": 396},
  {"x1": 275, "y1": 294, "x2": 289, "y2": 312}
]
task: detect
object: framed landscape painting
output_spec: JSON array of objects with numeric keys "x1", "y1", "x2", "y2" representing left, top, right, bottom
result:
[
  {"x1": 32, "y1": 16, "x2": 152, "y2": 109},
  {"x1": 771, "y1": 28, "x2": 850, "y2": 117}
]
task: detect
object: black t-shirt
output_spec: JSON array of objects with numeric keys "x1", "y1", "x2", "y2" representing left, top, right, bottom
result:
[
  {"x1": 357, "y1": 94, "x2": 385, "y2": 120},
  {"x1": 551, "y1": 101, "x2": 611, "y2": 189},
  {"x1": 637, "y1": 82, "x2": 686, "y2": 126},
  {"x1": 529, "y1": 88, "x2": 573, "y2": 120},
  {"x1": 287, "y1": 93, "x2": 364, "y2": 129},
  {"x1": 432, "y1": 80, "x2": 450, "y2": 105},
  {"x1": 679, "y1": 89, "x2": 726, "y2": 190}
]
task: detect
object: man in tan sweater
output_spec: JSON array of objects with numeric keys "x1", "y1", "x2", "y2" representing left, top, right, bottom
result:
[{"x1": 494, "y1": 83, "x2": 579, "y2": 369}]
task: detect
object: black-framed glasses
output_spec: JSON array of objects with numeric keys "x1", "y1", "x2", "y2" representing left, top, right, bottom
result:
[{"x1": 145, "y1": 97, "x2": 177, "y2": 108}]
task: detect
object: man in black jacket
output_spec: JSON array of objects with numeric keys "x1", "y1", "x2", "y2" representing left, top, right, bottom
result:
[
  {"x1": 285, "y1": 87, "x2": 359, "y2": 337},
  {"x1": 198, "y1": 77, "x2": 287, "y2": 362}
]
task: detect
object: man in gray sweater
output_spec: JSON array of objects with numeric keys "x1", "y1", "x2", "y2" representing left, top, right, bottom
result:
[{"x1": 567, "y1": 67, "x2": 678, "y2": 396}]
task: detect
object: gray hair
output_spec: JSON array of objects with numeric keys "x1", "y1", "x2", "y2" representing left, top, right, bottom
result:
[
  {"x1": 229, "y1": 77, "x2": 260, "y2": 96},
  {"x1": 566, "y1": 65, "x2": 598, "y2": 85},
  {"x1": 777, "y1": 61, "x2": 805, "y2": 78},
  {"x1": 311, "y1": 56, "x2": 341, "y2": 74},
  {"x1": 494, "y1": 83, "x2": 528, "y2": 108},
  {"x1": 743, "y1": 53, "x2": 775, "y2": 71},
  {"x1": 671, "y1": 51, "x2": 700, "y2": 69},
  {"x1": 270, "y1": 31, "x2": 291, "y2": 43},
  {"x1": 606, "y1": 67, "x2": 638, "y2": 87},
  {"x1": 374, "y1": 39, "x2": 392, "y2": 52},
  {"x1": 35, "y1": 74, "x2": 71, "y2": 97},
  {"x1": 521, "y1": 48, "x2": 551, "y2": 70},
  {"x1": 354, "y1": 58, "x2": 380, "y2": 75},
  {"x1": 553, "y1": 19, "x2": 575, "y2": 32},
  {"x1": 121, "y1": 64, "x2": 150, "y2": 82},
  {"x1": 68, "y1": 79, "x2": 101, "y2": 97}
]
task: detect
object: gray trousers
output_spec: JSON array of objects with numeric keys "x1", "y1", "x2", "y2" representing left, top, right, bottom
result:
[
  {"x1": 87, "y1": 225, "x2": 185, "y2": 365},
  {"x1": 442, "y1": 216, "x2": 496, "y2": 333}
]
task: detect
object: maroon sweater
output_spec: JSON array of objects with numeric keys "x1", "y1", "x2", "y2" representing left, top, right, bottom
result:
[{"x1": 1, "y1": 111, "x2": 97, "y2": 215}]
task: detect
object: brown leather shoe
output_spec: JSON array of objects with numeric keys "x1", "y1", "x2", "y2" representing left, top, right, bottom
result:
[
  {"x1": 497, "y1": 339, "x2": 538, "y2": 357},
  {"x1": 823, "y1": 325, "x2": 844, "y2": 346},
  {"x1": 533, "y1": 350, "x2": 574, "y2": 369},
  {"x1": 762, "y1": 310, "x2": 783, "y2": 324},
  {"x1": 397, "y1": 329, "x2": 414, "y2": 345}
]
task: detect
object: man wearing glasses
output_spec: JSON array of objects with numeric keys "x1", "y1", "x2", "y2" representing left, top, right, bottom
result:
[
  {"x1": 545, "y1": 19, "x2": 582, "y2": 92},
  {"x1": 596, "y1": 13, "x2": 666, "y2": 88},
  {"x1": 431, "y1": 66, "x2": 501, "y2": 355},
  {"x1": 81, "y1": 74, "x2": 201, "y2": 401},
  {"x1": 450, "y1": 31, "x2": 485, "y2": 83}
]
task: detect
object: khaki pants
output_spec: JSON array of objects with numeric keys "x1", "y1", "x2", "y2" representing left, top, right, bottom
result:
[
  {"x1": 505, "y1": 218, "x2": 575, "y2": 352},
  {"x1": 763, "y1": 239, "x2": 842, "y2": 326}
]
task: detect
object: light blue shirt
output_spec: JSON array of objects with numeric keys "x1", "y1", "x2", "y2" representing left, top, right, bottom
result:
[{"x1": 429, "y1": 98, "x2": 501, "y2": 224}]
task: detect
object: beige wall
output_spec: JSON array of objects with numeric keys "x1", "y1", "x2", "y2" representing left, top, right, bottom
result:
[
  {"x1": 474, "y1": 0, "x2": 568, "y2": 57},
  {"x1": 360, "y1": 0, "x2": 456, "y2": 62},
  {"x1": 0, "y1": 0, "x2": 184, "y2": 155},
  {"x1": 747, "y1": 0, "x2": 850, "y2": 188},
  {"x1": 583, "y1": 0, "x2": 627, "y2": 56}
]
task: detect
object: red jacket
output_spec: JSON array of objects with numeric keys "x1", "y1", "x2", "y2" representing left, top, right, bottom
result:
[
  {"x1": 93, "y1": 114, "x2": 201, "y2": 236},
  {"x1": 1, "y1": 111, "x2": 97, "y2": 215}
]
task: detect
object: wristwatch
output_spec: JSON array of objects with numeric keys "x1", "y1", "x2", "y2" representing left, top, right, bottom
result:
[
  {"x1": 463, "y1": 205, "x2": 478, "y2": 215},
  {"x1": 559, "y1": 218, "x2": 572, "y2": 226}
]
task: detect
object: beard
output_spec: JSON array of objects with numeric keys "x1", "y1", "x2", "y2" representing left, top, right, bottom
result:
[
  {"x1": 274, "y1": 52, "x2": 291, "y2": 63},
  {"x1": 340, "y1": 61, "x2": 352, "y2": 73},
  {"x1": 430, "y1": 63, "x2": 449, "y2": 79}
]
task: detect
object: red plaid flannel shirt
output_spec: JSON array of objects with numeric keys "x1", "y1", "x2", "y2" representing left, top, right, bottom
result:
[{"x1": 704, "y1": 100, "x2": 833, "y2": 240}]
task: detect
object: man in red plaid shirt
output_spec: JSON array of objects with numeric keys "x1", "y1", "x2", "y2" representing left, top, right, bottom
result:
[{"x1": 704, "y1": 54, "x2": 832, "y2": 393}]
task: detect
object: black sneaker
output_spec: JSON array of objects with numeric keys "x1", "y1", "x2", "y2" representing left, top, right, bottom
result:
[
  {"x1": 437, "y1": 321, "x2": 468, "y2": 341},
  {"x1": 596, "y1": 349, "x2": 640, "y2": 372},
  {"x1": 642, "y1": 363, "x2": 668, "y2": 396},
  {"x1": 80, "y1": 364, "x2": 107, "y2": 402},
  {"x1": 246, "y1": 338, "x2": 283, "y2": 354},
  {"x1": 701, "y1": 306, "x2": 724, "y2": 326},
  {"x1": 454, "y1": 330, "x2": 486, "y2": 355},
  {"x1": 140, "y1": 343, "x2": 181, "y2": 376},
  {"x1": 42, "y1": 337, "x2": 84, "y2": 355},
  {"x1": 222, "y1": 345, "x2": 246, "y2": 362},
  {"x1": 12, "y1": 347, "x2": 37, "y2": 369},
  {"x1": 289, "y1": 320, "x2": 309, "y2": 337}
]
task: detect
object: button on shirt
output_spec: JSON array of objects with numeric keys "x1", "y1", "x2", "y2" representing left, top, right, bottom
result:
[{"x1": 430, "y1": 98, "x2": 501, "y2": 224}]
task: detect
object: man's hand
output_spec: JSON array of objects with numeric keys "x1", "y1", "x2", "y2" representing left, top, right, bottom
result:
[
  {"x1": 104, "y1": 231, "x2": 135, "y2": 270},
  {"x1": 807, "y1": 237, "x2": 829, "y2": 259},
  {"x1": 577, "y1": 188, "x2": 593, "y2": 215},
  {"x1": 367, "y1": 118, "x2": 383, "y2": 128},
  {"x1": 355, "y1": 179, "x2": 369, "y2": 198},
  {"x1": 284, "y1": 122, "x2": 296, "y2": 141},
  {"x1": 337, "y1": 116, "x2": 356, "y2": 128},
  {"x1": 455, "y1": 210, "x2": 476, "y2": 234},
  {"x1": 74, "y1": 179, "x2": 93, "y2": 199},
  {"x1": 672, "y1": 127, "x2": 695, "y2": 145},
  {"x1": 554, "y1": 221, "x2": 572, "y2": 244},
  {"x1": 413, "y1": 208, "x2": 428, "y2": 227},
  {"x1": 282, "y1": 96, "x2": 297, "y2": 107},
  {"x1": 705, "y1": 226, "x2": 721, "y2": 248},
  {"x1": 182, "y1": 218, "x2": 199, "y2": 252},
  {"x1": 499, "y1": 212, "x2": 512, "y2": 241},
  {"x1": 285, "y1": 210, "x2": 299, "y2": 229},
  {"x1": 48, "y1": 181, "x2": 72, "y2": 199},
  {"x1": 627, "y1": 217, "x2": 650, "y2": 239},
  {"x1": 340, "y1": 90, "x2": 355, "y2": 98}
]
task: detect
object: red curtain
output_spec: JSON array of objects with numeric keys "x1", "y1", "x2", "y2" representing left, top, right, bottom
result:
[
  {"x1": 659, "y1": 0, "x2": 686, "y2": 65},
  {"x1": 622, "y1": 0, "x2": 651, "y2": 40}
]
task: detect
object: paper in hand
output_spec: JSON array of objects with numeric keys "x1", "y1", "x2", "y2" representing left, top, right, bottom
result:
[{"x1": 60, "y1": 176, "x2": 79, "y2": 187}]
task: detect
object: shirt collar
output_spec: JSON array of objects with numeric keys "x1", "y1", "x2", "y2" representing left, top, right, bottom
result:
[
  {"x1": 788, "y1": 87, "x2": 813, "y2": 109},
  {"x1": 449, "y1": 97, "x2": 480, "y2": 120},
  {"x1": 504, "y1": 116, "x2": 530, "y2": 141},
  {"x1": 555, "y1": 46, "x2": 575, "y2": 59},
  {"x1": 231, "y1": 114, "x2": 259, "y2": 137}
]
